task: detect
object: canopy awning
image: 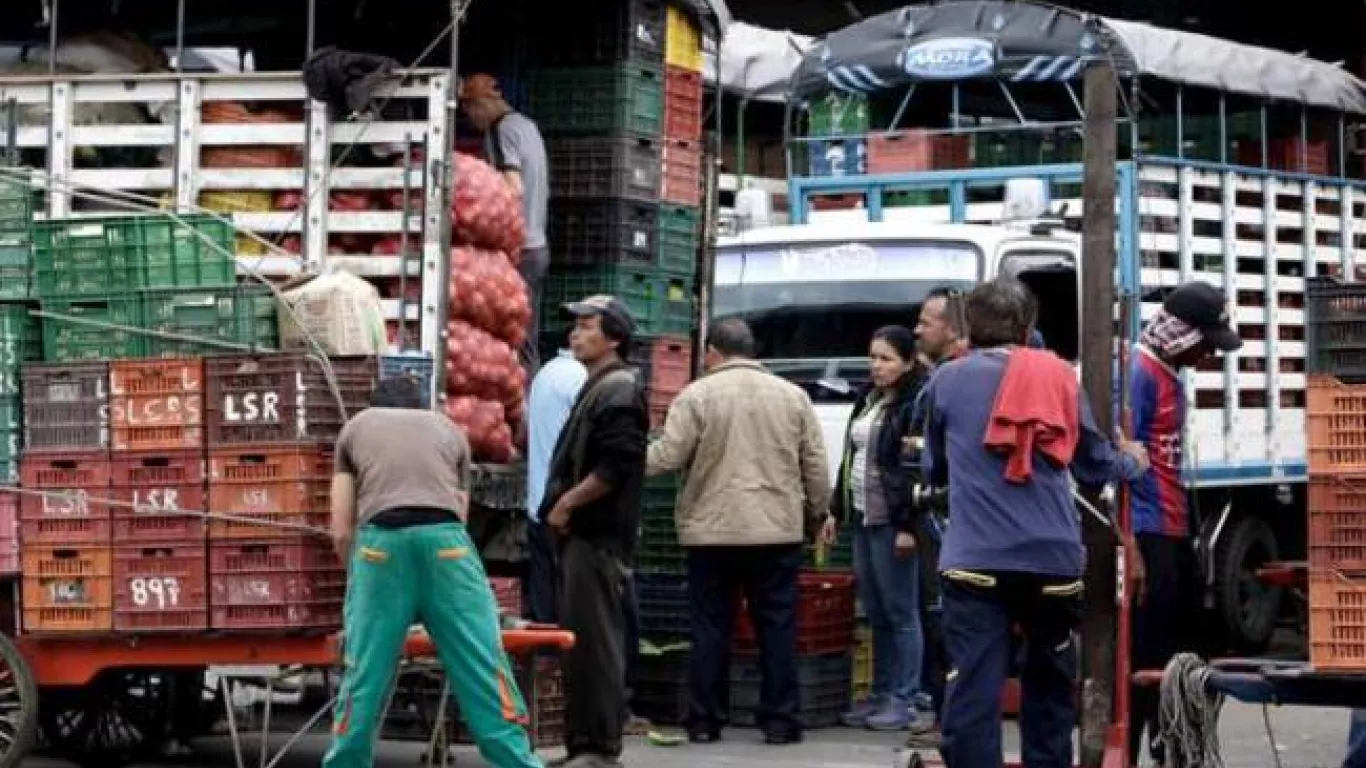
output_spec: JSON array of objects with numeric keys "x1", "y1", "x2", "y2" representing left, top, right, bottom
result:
[
  {"x1": 789, "y1": 1, "x2": 1366, "y2": 114},
  {"x1": 707, "y1": 21, "x2": 816, "y2": 102}
]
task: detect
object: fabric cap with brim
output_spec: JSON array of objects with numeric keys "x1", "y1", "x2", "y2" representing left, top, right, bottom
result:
[
  {"x1": 564, "y1": 294, "x2": 637, "y2": 337},
  {"x1": 1162, "y1": 282, "x2": 1242, "y2": 352}
]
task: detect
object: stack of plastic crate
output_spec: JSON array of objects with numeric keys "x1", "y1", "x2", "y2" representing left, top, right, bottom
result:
[
  {"x1": 1306, "y1": 277, "x2": 1366, "y2": 670},
  {"x1": 803, "y1": 92, "x2": 870, "y2": 178},
  {"x1": 632, "y1": 472, "x2": 692, "y2": 724},
  {"x1": 0, "y1": 173, "x2": 40, "y2": 581}
]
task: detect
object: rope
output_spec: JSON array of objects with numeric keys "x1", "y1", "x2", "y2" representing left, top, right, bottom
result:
[{"x1": 1157, "y1": 652, "x2": 1225, "y2": 768}]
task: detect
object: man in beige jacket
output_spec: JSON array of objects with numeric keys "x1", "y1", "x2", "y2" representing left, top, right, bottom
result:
[{"x1": 646, "y1": 318, "x2": 833, "y2": 746}]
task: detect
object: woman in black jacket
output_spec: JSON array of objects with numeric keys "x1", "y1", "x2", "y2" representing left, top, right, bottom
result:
[{"x1": 832, "y1": 325, "x2": 931, "y2": 732}]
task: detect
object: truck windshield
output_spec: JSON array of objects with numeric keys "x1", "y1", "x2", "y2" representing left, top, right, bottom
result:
[{"x1": 711, "y1": 239, "x2": 981, "y2": 401}]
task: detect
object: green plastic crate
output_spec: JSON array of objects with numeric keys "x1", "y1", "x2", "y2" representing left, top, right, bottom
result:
[
  {"x1": 658, "y1": 274, "x2": 695, "y2": 335},
  {"x1": 40, "y1": 296, "x2": 143, "y2": 361},
  {"x1": 0, "y1": 428, "x2": 18, "y2": 483},
  {"x1": 140, "y1": 284, "x2": 279, "y2": 358},
  {"x1": 807, "y1": 93, "x2": 869, "y2": 137},
  {"x1": 33, "y1": 214, "x2": 235, "y2": 298},
  {"x1": 0, "y1": 396, "x2": 20, "y2": 431},
  {"x1": 526, "y1": 65, "x2": 663, "y2": 136},
  {"x1": 0, "y1": 174, "x2": 34, "y2": 235},
  {"x1": 542, "y1": 265, "x2": 662, "y2": 333},
  {"x1": 657, "y1": 204, "x2": 698, "y2": 275},
  {"x1": 0, "y1": 240, "x2": 30, "y2": 301}
]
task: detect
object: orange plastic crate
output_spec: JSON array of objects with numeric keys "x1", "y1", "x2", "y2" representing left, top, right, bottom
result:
[
  {"x1": 22, "y1": 545, "x2": 113, "y2": 633},
  {"x1": 1309, "y1": 475, "x2": 1366, "y2": 570},
  {"x1": 867, "y1": 131, "x2": 971, "y2": 174},
  {"x1": 110, "y1": 358, "x2": 205, "y2": 452},
  {"x1": 111, "y1": 450, "x2": 207, "y2": 542},
  {"x1": 1310, "y1": 571, "x2": 1366, "y2": 671},
  {"x1": 1307, "y1": 376, "x2": 1366, "y2": 473},
  {"x1": 660, "y1": 139, "x2": 702, "y2": 206},
  {"x1": 18, "y1": 451, "x2": 113, "y2": 545},
  {"x1": 112, "y1": 542, "x2": 208, "y2": 632},
  {"x1": 207, "y1": 445, "x2": 331, "y2": 540}
]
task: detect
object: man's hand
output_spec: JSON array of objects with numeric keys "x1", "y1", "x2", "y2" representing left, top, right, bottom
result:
[
  {"x1": 818, "y1": 515, "x2": 838, "y2": 546},
  {"x1": 547, "y1": 497, "x2": 573, "y2": 533},
  {"x1": 331, "y1": 527, "x2": 354, "y2": 561},
  {"x1": 1126, "y1": 533, "x2": 1148, "y2": 606},
  {"x1": 894, "y1": 531, "x2": 916, "y2": 559},
  {"x1": 1115, "y1": 428, "x2": 1151, "y2": 474}
]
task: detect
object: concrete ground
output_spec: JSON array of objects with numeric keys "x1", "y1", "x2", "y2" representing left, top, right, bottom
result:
[{"x1": 17, "y1": 702, "x2": 1358, "y2": 768}]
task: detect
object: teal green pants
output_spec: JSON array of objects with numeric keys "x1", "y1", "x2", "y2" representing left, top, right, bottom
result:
[{"x1": 323, "y1": 522, "x2": 542, "y2": 768}]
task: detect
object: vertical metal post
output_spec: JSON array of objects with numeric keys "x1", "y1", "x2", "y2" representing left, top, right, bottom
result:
[
  {"x1": 1260, "y1": 104, "x2": 1269, "y2": 168},
  {"x1": 398, "y1": 139, "x2": 414, "y2": 350},
  {"x1": 306, "y1": 0, "x2": 317, "y2": 57},
  {"x1": 1300, "y1": 105, "x2": 1309, "y2": 174},
  {"x1": 47, "y1": 0, "x2": 58, "y2": 76},
  {"x1": 1218, "y1": 93, "x2": 1227, "y2": 164},
  {"x1": 430, "y1": 1, "x2": 462, "y2": 407},
  {"x1": 736, "y1": 98, "x2": 749, "y2": 189},
  {"x1": 1175, "y1": 86, "x2": 1184, "y2": 159},
  {"x1": 951, "y1": 82, "x2": 960, "y2": 128},
  {"x1": 1339, "y1": 114, "x2": 1348, "y2": 178},
  {"x1": 175, "y1": 0, "x2": 186, "y2": 72}
]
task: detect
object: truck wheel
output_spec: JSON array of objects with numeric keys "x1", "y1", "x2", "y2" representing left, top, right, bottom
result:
[{"x1": 1213, "y1": 515, "x2": 1282, "y2": 653}]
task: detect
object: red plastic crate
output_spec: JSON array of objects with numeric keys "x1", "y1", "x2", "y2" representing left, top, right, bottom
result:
[
  {"x1": 1239, "y1": 138, "x2": 1330, "y2": 175},
  {"x1": 734, "y1": 571, "x2": 856, "y2": 655},
  {"x1": 1307, "y1": 376, "x2": 1366, "y2": 473},
  {"x1": 810, "y1": 194, "x2": 862, "y2": 211},
  {"x1": 22, "y1": 545, "x2": 113, "y2": 633},
  {"x1": 867, "y1": 131, "x2": 971, "y2": 174},
  {"x1": 207, "y1": 444, "x2": 331, "y2": 540},
  {"x1": 0, "y1": 489, "x2": 17, "y2": 576},
  {"x1": 660, "y1": 139, "x2": 703, "y2": 206},
  {"x1": 209, "y1": 538, "x2": 345, "y2": 630},
  {"x1": 111, "y1": 450, "x2": 207, "y2": 542},
  {"x1": 644, "y1": 336, "x2": 692, "y2": 428},
  {"x1": 490, "y1": 576, "x2": 522, "y2": 616},
  {"x1": 1309, "y1": 475, "x2": 1366, "y2": 570},
  {"x1": 1310, "y1": 571, "x2": 1366, "y2": 671},
  {"x1": 204, "y1": 354, "x2": 375, "y2": 446},
  {"x1": 110, "y1": 358, "x2": 204, "y2": 452},
  {"x1": 19, "y1": 451, "x2": 113, "y2": 545},
  {"x1": 22, "y1": 362, "x2": 111, "y2": 452},
  {"x1": 663, "y1": 65, "x2": 703, "y2": 141},
  {"x1": 112, "y1": 541, "x2": 208, "y2": 632}
]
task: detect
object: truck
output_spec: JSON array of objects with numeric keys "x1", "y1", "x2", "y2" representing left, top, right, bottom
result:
[{"x1": 712, "y1": 0, "x2": 1366, "y2": 653}]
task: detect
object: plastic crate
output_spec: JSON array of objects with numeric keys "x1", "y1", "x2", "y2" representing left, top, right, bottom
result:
[
  {"x1": 542, "y1": 265, "x2": 658, "y2": 334},
  {"x1": 636, "y1": 574, "x2": 690, "y2": 639},
  {"x1": 396, "y1": 655, "x2": 565, "y2": 750},
  {"x1": 638, "y1": 517, "x2": 685, "y2": 575},
  {"x1": 22, "y1": 545, "x2": 114, "y2": 633},
  {"x1": 634, "y1": 649, "x2": 691, "y2": 725},
  {"x1": 1310, "y1": 572, "x2": 1366, "y2": 671},
  {"x1": 806, "y1": 93, "x2": 869, "y2": 137},
  {"x1": 110, "y1": 358, "x2": 205, "y2": 452},
  {"x1": 657, "y1": 204, "x2": 699, "y2": 275},
  {"x1": 204, "y1": 354, "x2": 376, "y2": 445},
  {"x1": 0, "y1": 489, "x2": 18, "y2": 575},
  {"x1": 379, "y1": 354, "x2": 434, "y2": 408},
  {"x1": 807, "y1": 139, "x2": 868, "y2": 177},
  {"x1": 641, "y1": 473, "x2": 680, "y2": 515},
  {"x1": 658, "y1": 273, "x2": 695, "y2": 335},
  {"x1": 32, "y1": 215, "x2": 235, "y2": 298},
  {"x1": 111, "y1": 450, "x2": 207, "y2": 542},
  {"x1": 489, "y1": 576, "x2": 522, "y2": 616},
  {"x1": 19, "y1": 450, "x2": 113, "y2": 545},
  {"x1": 0, "y1": 173, "x2": 34, "y2": 234},
  {"x1": 730, "y1": 652, "x2": 852, "y2": 728},
  {"x1": 664, "y1": 6, "x2": 704, "y2": 72},
  {"x1": 1307, "y1": 376, "x2": 1366, "y2": 473},
  {"x1": 735, "y1": 571, "x2": 856, "y2": 655},
  {"x1": 660, "y1": 139, "x2": 703, "y2": 206},
  {"x1": 852, "y1": 626, "x2": 873, "y2": 700},
  {"x1": 526, "y1": 65, "x2": 663, "y2": 137},
  {"x1": 1308, "y1": 278, "x2": 1366, "y2": 382},
  {"x1": 140, "y1": 284, "x2": 279, "y2": 358},
  {"x1": 39, "y1": 295, "x2": 144, "y2": 361},
  {"x1": 208, "y1": 537, "x2": 345, "y2": 630},
  {"x1": 532, "y1": 0, "x2": 665, "y2": 66},
  {"x1": 547, "y1": 136, "x2": 662, "y2": 201},
  {"x1": 207, "y1": 444, "x2": 331, "y2": 539},
  {"x1": 22, "y1": 361, "x2": 110, "y2": 452},
  {"x1": 806, "y1": 526, "x2": 855, "y2": 571},
  {"x1": 644, "y1": 335, "x2": 692, "y2": 423},
  {"x1": 867, "y1": 131, "x2": 971, "y2": 174},
  {"x1": 663, "y1": 66, "x2": 703, "y2": 141},
  {"x1": 0, "y1": 240, "x2": 30, "y2": 300},
  {"x1": 0, "y1": 303, "x2": 43, "y2": 367},
  {"x1": 112, "y1": 541, "x2": 209, "y2": 632},
  {"x1": 548, "y1": 199, "x2": 659, "y2": 269}
]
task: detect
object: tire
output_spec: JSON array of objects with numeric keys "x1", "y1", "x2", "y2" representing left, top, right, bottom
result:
[
  {"x1": 1213, "y1": 515, "x2": 1283, "y2": 654},
  {"x1": 0, "y1": 632, "x2": 37, "y2": 768}
]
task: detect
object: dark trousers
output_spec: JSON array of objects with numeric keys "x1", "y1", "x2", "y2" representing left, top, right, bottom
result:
[
  {"x1": 623, "y1": 568, "x2": 642, "y2": 713},
  {"x1": 940, "y1": 572, "x2": 1082, "y2": 768},
  {"x1": 922, "y1": 607, "x2": 948, "y2": 718},
  {"x1": 524, "y1": 520, "x2": 559, "y2": 624},
  {"x1": 518, "y1": 246, "x2": 549, "y2": 374},
  {"x1": 686, "y1": 543, "x2": 803, "y2": 738},
  {"x1": 560, "y1": 536, "x2": 627, "y2": 758},
  {"x1": 1129, "y1": 534, "x2": 1197, "y2": 764}
]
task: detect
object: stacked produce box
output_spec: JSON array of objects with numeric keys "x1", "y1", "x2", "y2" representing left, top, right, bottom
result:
[
  {"x1": 1305, "y1": 277, "x2": 1366, "y2": 670},
  {"x1": 0, "y1": 175, "x2": 38, "y2": 584},
  {"x1": 527, "y1": 1, "x2": 703, "y2": 428}
]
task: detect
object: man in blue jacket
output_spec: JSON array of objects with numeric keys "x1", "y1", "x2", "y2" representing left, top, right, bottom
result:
[{"x1": 921, "y1": 279, "x2": 1149, "y2": 767}]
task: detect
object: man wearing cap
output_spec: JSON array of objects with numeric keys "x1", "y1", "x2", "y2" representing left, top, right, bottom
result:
[
  {"x1": 540, "y1": 295, "x2": 648, "y2": 768},
  {"x1": 460, "y1": 73, "x2": 550, "y2": 372},
  {"x1": 1126, "y1": 281, "x2": 1242, "y2": 765}
]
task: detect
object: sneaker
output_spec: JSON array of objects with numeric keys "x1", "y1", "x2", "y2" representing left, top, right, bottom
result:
[
  {"x1": 841, "y1": 696, "x2": 882, "y2": 728},
  {"x1": 905, "y1": 729, "x2": 942, "y2": 750},
  {"x1": 865, "y1": 698, "x2": 913, "y2": 732},
  {"x1": 560, "y1": 754, "x2": 622, "y2": 768},
  {"x1": 908, "y1": 708, "x2": 937, "y2": 735}
]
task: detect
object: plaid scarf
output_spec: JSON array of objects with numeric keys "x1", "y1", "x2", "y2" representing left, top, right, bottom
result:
[{"x1": 1140, "y1": 308, "x2": 1203, "y2": 360}]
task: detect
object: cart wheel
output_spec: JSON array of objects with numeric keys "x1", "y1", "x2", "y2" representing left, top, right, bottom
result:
[
  {"x1": 0, "y1": 632, "x2": 37, "y2": 768},
  {"x1": 38, "y1": 669, "x2": 174, "y2": 768}
]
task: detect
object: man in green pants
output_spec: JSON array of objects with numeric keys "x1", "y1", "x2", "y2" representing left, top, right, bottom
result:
[{"x1": 324, "y1": 376, "x2": 542, "y2": 768}]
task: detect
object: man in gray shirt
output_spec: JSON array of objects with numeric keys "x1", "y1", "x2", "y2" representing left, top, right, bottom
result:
[{"x1": 461, "y1": 74, "x2": 550, "y2": 372}]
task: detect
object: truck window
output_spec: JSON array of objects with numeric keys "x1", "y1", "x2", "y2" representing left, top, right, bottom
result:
[{"x1": 1000, "y1": 249, "x2": 1080, "y2": 363}]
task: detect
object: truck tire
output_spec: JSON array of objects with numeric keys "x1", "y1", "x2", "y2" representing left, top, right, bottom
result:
[{"x1": 1213, "y1": 515, "x2": 1282, "y2": 653}]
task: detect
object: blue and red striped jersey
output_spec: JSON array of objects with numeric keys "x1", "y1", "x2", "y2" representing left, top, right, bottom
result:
[{"x1": 1127, "y1": 346, "x2": 1189, "y2": 537}]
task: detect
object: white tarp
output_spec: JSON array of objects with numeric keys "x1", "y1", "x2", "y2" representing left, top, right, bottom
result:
[{"x1": 706, "y1": 21, "x2": 814, "y2": 103}]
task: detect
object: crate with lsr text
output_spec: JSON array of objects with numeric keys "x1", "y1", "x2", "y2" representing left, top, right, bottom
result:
[
  {"x1": 209, "y1": 538, "x2": 345, "y2": 631},
  {"x1": 23, "y1": 362, "x2": 110, "y2": 452},
  {"x1": 19, "y1": 451, "x2": 112, "y2": 545},
  {"x1": 205, "y1": 354, "x2": 376, "y2": 446},
  {"x1": 113, "y1": 542, "x2": 208, "y2": 632},
  {"x1": 111, "y1": 450, "x2": 206, "y2": 542},
  {"x1": 110, "y1": 358, "x2": 204, "y2": 452},
  {"x1": 207, "y1": 445, "x2": 330, "y2": 539},
  {"x1": 22, "y1": 546, "x2": 113, "y2": 633}
]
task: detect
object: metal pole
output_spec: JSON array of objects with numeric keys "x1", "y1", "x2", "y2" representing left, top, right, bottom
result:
[
  {"x1": 431, "y1": 0, "x2": 461, "y2": 406},
  {"x1": 47, "y1": 0, "x2": 59, "y2": 76},
  {"x1": 175, "y1": 0, "x2": 186, "y2": 72},
  {"x1": 736, "y1": 98, "x2": 749, "y2": 189},
  {"x1": 306, "y1": 0, "x2": 317, "y2": 57}
]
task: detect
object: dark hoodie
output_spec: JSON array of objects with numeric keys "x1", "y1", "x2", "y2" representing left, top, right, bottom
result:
[{"x1": 831, "y1": 370, "x2": 928, "y2": 535}]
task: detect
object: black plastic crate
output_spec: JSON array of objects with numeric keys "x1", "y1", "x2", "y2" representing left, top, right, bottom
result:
[
  {"x1": 633, "y1": 650, "x2": 690, "y2": 725},
  {"x1": 730, "y1": 652, "x2": 852, "y2": 729},
  {"x1": 548, "y1": 136, "x2": 662, "y2": 202},
  {"x1": 1308, "y1": 277, "x2": 1366, "y2": 382},
  {"x1": 549, "y1": 199, "x2": 659, "y2": 268},
  {"x1": 638, "y1": 517, "x2": 685, "y2": 576},
  {"x1": 526, "y1": 65, "x2": 663, "y2": 137},
  {"x1": 636, "y1": 574, "x2": 689, "y2": 639},
  {"x1": 532, "y1": 0, "x2": 666, "y2": 66}
]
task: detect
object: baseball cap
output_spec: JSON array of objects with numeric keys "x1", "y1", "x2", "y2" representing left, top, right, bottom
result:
[
  {"x1": 564, "y1": 295, "x2": 637, "y2": 339},
  {"x1": 1163, "y1": 282, "x2": 1242, "y2": 352},
  {"x1": 458, "y1": 73, "x2": 501, "y2": 102}
]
